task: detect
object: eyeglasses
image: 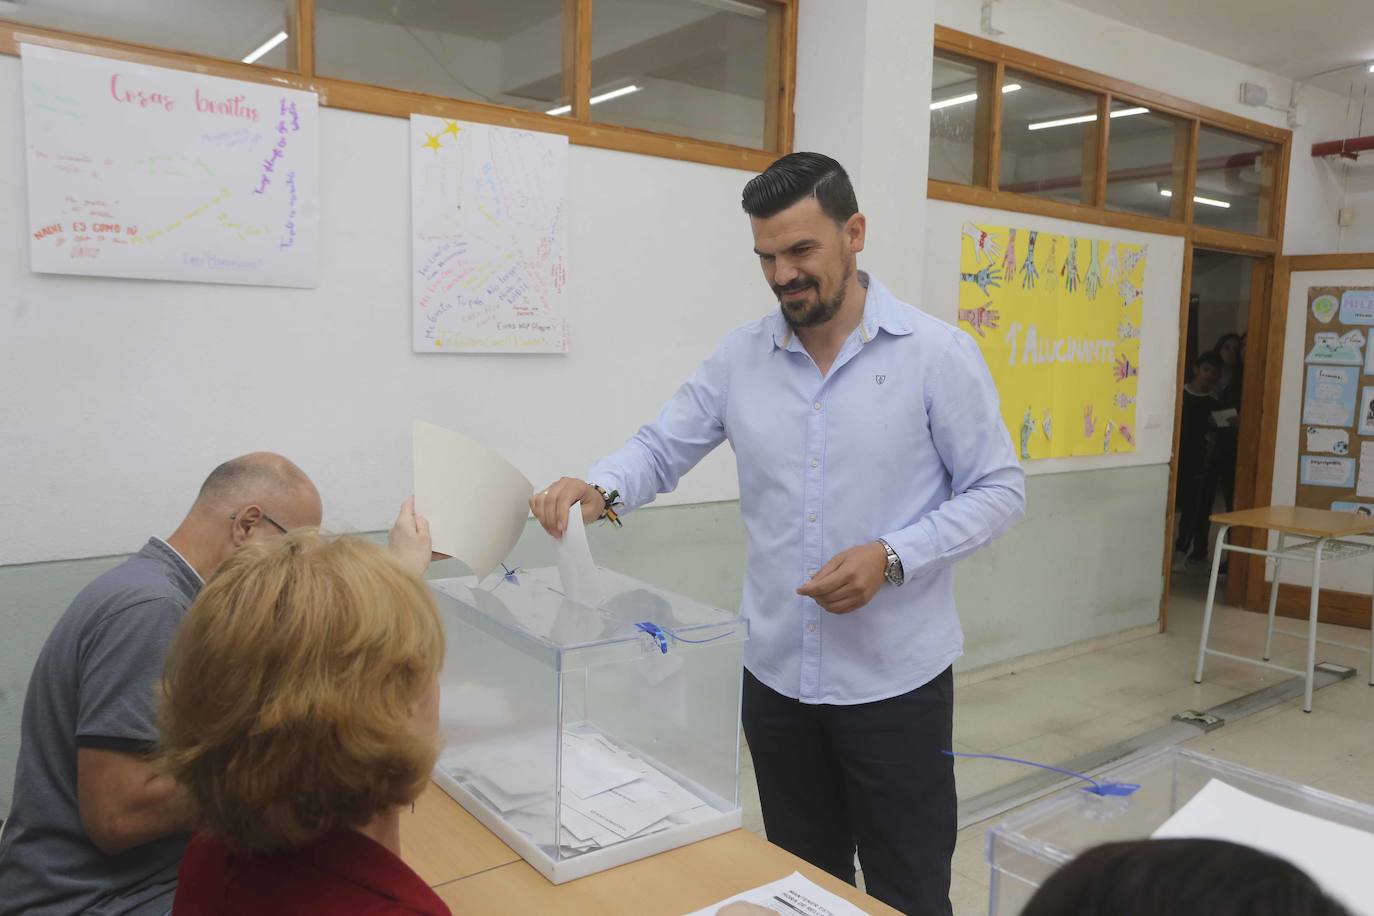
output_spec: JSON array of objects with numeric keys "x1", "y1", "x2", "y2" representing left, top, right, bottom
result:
[{"x1": 229, "y1": 511, "x2": 290, "y2": 535}]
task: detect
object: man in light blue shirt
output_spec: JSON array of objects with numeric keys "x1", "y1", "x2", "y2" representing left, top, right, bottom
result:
[{"x1": 532, "y1": 152, "x2": 1024, "y2": 915}]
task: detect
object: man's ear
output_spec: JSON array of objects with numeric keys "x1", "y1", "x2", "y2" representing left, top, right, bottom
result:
[
  {"x1": 229, "y1": 505, "x2": 263, "y2": 546},
  {"x1": 845, "y1": 212, "x2": 867, "y2": 255}
]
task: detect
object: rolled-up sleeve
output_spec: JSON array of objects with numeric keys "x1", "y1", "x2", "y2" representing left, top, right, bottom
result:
[
  {"x1": 881, "y1": 330, "x2": 1025, "y2": 582},
  {"x1": 588, "y1": 339, "x2": 730, "y2": 514}
]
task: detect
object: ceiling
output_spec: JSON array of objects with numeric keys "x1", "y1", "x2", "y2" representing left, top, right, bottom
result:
[{"x1": 1062, "y1": 0, "x2": 1374, "y2": 95}]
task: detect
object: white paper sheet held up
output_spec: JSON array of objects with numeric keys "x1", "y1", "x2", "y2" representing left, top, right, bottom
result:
[
  {"x1": 1357, "y1": 442, "x2": 1374, "y2": 499},
  {"x1": 553, "y1": 503, "x2": 607, "y2": 607},
  {"x1": 684, "y1": 871, "x2": 872, "y2": 916},
  {"x1": 1152, "y1": 779, "x2": 1374, "y2": 916},
  {"x1": 413, "y1": 420, "x2": 532, "y2": 579}
]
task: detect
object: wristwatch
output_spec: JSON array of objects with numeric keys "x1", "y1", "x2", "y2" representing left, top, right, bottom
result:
[{"x1": 877, "y1": 539, "x2": 904, "y2": 586}]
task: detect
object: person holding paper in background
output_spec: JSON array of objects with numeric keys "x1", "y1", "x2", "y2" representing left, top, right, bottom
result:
[
  {"x1": 0, "y1": 453, "x2": 433, "y2": 916},
  {"x1": 533, "y1": 153, "x2": 1025, "y2": 916}
]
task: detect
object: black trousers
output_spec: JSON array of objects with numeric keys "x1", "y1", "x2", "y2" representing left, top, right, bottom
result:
[{"x1": 741, "y1": 667, "x2": 956, "y2": 916}]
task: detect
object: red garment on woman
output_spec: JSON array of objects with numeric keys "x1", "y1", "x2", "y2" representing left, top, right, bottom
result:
[{"x1": 173, "y1": 829, "x2": 450, "y2": 915}]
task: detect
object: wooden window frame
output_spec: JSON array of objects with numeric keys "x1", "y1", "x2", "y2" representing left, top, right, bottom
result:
[
  {"x1": 931, "y1": 26, "x2": 1292, "y2": 256},
  {"x1": 931, "y1": 27, "x2": 1296, "y2": 633},
  {"x1": 0, "y1": 0, "x2": 797, "y2": 172}
]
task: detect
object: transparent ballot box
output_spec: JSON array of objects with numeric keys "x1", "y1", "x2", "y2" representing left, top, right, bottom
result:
[
  {"x1": 985, "y1": 746, "x2": 1374, "y2": 915},
  {"x1": 429, "y1": 566, "x2": 748, "y2": 883}
]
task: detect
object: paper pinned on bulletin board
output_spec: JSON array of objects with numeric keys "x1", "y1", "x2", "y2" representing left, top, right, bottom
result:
[
  {"x1": 21, "y1": 44, "x2": 318, "y2": 287},
  {"x1": 412, "y1": 420, "x2": 533, "y2": 578},
  {"x1": 958, "y1": 224, "x2": 1145, "y2": 460},
  {"x1": 411, "y1": 116, "x2": 568, "y2": 353},
  {"x1": 1300, "y1": 456, "x2": 1357, "y2": 488},
  {"x1": 1301, "y1": 366, "x2": 1359, "y2": 427},
  {"x1": 1306, "y1": 427, "x2": 1351, "y2": 455}
]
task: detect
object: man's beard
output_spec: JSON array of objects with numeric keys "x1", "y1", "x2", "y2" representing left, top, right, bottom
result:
[{"x1": 776, "y1": 262, "x2": 852, "y2": 331}]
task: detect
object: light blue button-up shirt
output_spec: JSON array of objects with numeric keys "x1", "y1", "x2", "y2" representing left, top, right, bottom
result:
[{"x1": 589, "y1": 273, "x2": 1025, "y2": 704}]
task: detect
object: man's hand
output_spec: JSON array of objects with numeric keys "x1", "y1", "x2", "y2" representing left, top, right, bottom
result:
[
  {"x1": 388, "y1": 496, "x2": 433, "y2": 575},
  {"x1": 530, "y1": 477, "x2": 606, "y2": 539},
  {"x1": 796, "y1": 542, "x2": 888, "y2": 615}
]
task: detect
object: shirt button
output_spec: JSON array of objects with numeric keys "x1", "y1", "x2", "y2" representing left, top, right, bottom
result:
[
  {"x1": 808, "y1": 513, "x2": 817, "y2": 522},
  {"x1": 807, "y1": 623, "x2": 817, "y2": 633},
  {"x1": 813, "y1": 402, "x2": 822, "y2": 411},
  {"x1": 810, "y1": 458, "x2": 819, "y2": 468}
]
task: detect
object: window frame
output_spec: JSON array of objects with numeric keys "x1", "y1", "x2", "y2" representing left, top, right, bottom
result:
[
  {"x1": 930, "y1": 25, "x2": 1291, "y2": 256},
  {"x1": 0, "y1": 0, "x2": 797, "y2": 171}
]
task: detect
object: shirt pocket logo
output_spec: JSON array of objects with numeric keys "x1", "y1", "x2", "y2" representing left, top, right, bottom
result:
[{"x1": 875, "y1": 374, "x2": 887, "y2": 385}]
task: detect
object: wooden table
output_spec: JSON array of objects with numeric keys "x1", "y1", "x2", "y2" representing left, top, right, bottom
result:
[
  {"x1": 1195, "y1": 506, "x2": 1374, "y2": 711},
  {"x1": 400, "y1": 782, "x2": 901, "y2": 915}
]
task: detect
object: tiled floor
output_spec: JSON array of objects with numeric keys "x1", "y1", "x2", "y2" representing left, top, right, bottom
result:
[{"x1": 739, "y1": 565, "x2": 1374, "y2": 915}]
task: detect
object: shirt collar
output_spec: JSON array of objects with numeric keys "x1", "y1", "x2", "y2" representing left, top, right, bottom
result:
[
  {"x1": 143, "y1": 537, "x2": 205, "y2": 597},
  {"x1": 771, "y1": 271, "x2": 912, "y2": 352}
]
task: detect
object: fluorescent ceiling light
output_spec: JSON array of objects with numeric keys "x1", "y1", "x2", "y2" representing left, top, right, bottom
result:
[
  {"x1": 1027, "y1": 106, "x2": 1149, "y2": 131},
  {"x1": 242, "y1": 30, "x2": 288, "y2": 64},
  {"x1": 547, "y1": 84, "x2": 641, "y2": 116},
  {"x1": 1159, "y1": 189, "x2": 1231, "y2": 208},
  {"x1": 929, "y1": 83, "x2": 1021, "y2": 111}
]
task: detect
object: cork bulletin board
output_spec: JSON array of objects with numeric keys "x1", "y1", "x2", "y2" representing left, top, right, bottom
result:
[{"x1": 1296, "y1": 286, "x2": 1374, "y2": 513}]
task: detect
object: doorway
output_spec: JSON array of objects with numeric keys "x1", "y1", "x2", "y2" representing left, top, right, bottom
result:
[{"x1": 1168, "y1": 248, "x2": 1269, "y2": 609}]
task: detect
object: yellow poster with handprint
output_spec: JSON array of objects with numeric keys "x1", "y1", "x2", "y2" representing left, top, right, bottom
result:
[{"x1": 958, "y1": 224, "x2": 1145, "y2": 459}]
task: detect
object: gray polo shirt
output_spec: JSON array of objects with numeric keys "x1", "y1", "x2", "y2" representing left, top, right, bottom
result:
[{"x1": 0, "y1": 538, "x2": 201, "y2": 916}]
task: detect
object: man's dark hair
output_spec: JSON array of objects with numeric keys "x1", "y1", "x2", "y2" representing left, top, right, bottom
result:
[
  {"x1": 741, "y1": 152, "x2": 858, "y2": 223},
  {"x1": 1195, "y1": 350, "x2": 1224, "y2": 370},
  {"x1": 1022, "y1": 839, "x2": 1350, "y2": 916}
]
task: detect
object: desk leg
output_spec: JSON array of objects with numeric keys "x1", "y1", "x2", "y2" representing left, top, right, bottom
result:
[
  {"x1": 1304, "y1": 540, "x2": 1326, "y2": 713},
  {"x1": 1263, "y1": 532, "x2": 1286, "y2": 661},
  {"x1": 1195, "y1": 525, "x2": 1231, "y2": 684}
]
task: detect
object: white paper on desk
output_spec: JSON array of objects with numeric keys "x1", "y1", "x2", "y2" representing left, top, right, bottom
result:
[
  {"x1": 413, "y1": 420, "x2": 533, "y2": 579},
  {"x1": 684, "y1": 871, "x2": 871, "y2": 916},
  {"x1": 554, "y1": 503, "x2": 606, "y2": 607},
  {"x1": 1152, "y1": 779, "x2": 1374, "y2": 916}
]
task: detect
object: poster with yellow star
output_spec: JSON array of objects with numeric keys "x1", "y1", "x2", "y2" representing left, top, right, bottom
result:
[
  {"x1": 411, "y1": 115, "x2": 568, "y2": 353},
  {"x1": 958, "y1": 224, "x2": 1146, "y2": 459}
]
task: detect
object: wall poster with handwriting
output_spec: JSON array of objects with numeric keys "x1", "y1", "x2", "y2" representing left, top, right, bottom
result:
[
  {"x1": 411, "y1": 115, "x2": 568, "y2": 353},
  {"x1": 21, "y1": 44, "x2": 317, "y2": 288}
]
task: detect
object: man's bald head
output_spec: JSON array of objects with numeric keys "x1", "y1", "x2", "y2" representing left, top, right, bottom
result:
[{"x1": 192, "y1": 453, "x2": 322, "y2": 530}]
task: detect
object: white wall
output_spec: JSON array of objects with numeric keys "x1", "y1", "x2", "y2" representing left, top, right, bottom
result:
[
  {"x1": 922, "y1": 199, "x2": 1185, "y2": 474},
  {"x1": 0, "y1": 54, "x2": 766, "y2": 564},
  {"x1": 794, "y1": 0, "x2": 933, "y2": 303}
]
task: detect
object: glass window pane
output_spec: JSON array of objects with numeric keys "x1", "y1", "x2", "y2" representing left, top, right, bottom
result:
[
  {"x1": 1104, "y1": 100, "x2": 1187, "y2": 220},
  {"x1": 1193, "y1": 125, "x2": 1279, "y2": 235},
  {"x1": 998, "y1": 72, "x2": 1100, "y2": 204},
  {"x1": 589, "y1": 0, "x2": 775, "y2": 149},
  {"x1": 928, "y1": 51, "x2": 988, "y2": 185},
  {"x1": 316, "y1": 0, "x2": 567, "y2": 113},
  {"x1": 3, "y1": 0, "x2": 292, "y2": 69}
]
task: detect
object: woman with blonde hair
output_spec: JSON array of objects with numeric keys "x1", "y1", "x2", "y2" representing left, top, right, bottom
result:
[{"x1": 157, "y1": 531, "x2": 448, "y2": 915}]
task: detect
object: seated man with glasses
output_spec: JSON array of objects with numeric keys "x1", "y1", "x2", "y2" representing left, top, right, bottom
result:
[{"x1": 0, "y1": 452, "x2": 433, "y2": 916}]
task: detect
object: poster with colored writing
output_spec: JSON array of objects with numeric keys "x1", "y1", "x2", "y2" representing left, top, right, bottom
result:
[
  {"x1": 411, "y1": 116, "x2": 568, "y2": 353},
  {"x1": 959, "y1": 224, "x2": 1145, "y2": 459},
  {"x1": 21, "y1": 44, "x2": 318, "y2": 287}
]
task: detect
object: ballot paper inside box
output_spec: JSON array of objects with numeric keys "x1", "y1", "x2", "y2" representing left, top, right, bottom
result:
[{"x1": 429, "y1": 566, "x2": 748, "y2": 884}]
